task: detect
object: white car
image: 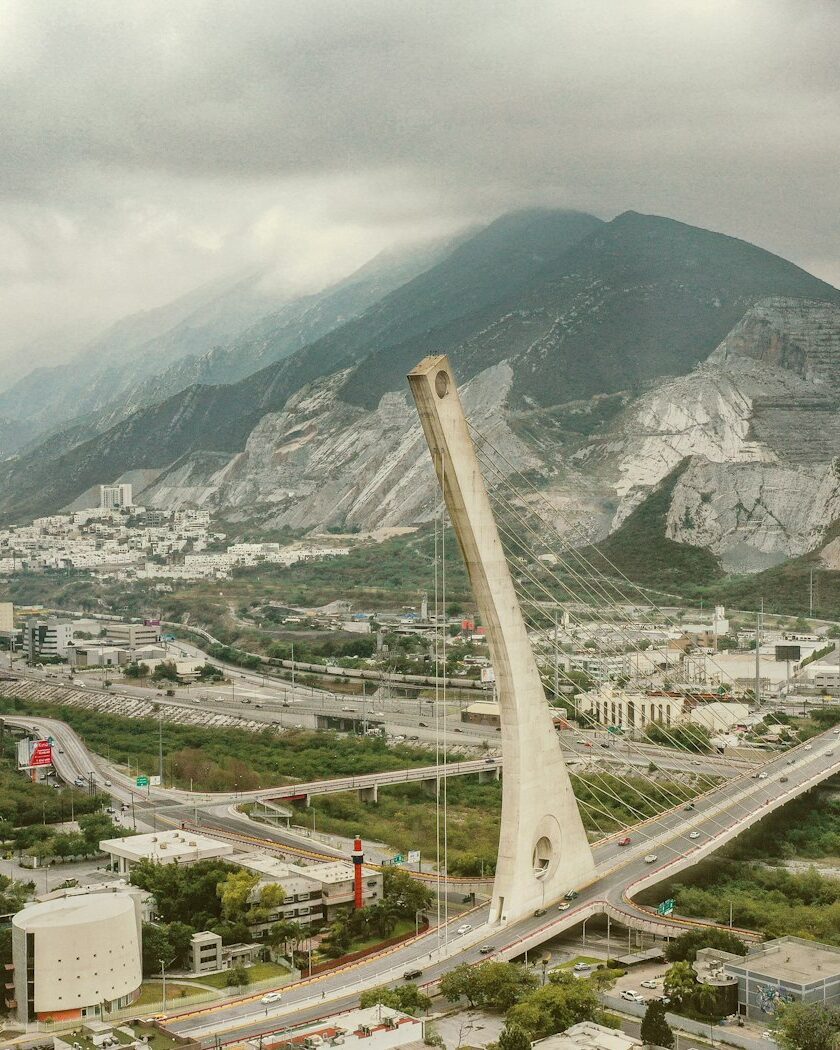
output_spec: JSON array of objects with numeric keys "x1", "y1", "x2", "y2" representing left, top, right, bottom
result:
[
  {"x1": 457, "y1": 924, "x2": 472, "y2": 935},
  {"x1": 644, "y1": 854, "x2": 658, "y2": 864},
  {"x1": 804, "y1": 744, "x2": 813, "y2": 750},
  {"x1": 104, "y1": 780, "x2": 112, "y2": 786},
  {"x1": 758, "y1": 772, "x2": 768, "y2": 779},
  {"x1": 573, "y1": 962, "x2": 591, "y2": 972},
  {"x1": 620, "y1": 990, "x2": 643, "y2": 1002},
  {"x1": 640, "y1": 979, "x2": 659, "y2": 989},
  {"x1": 557, "y1": 902, "x2": 571, "y2": 911},
  {"x1": 834, "y1": 729, "x2": 840, "y2": 735},
  {"x1": 689, "y1": 831, "x2": 700, "y2": 839},
  {"x1": 827, "y1": 750, "x2": 834, "y2": 756},
  {"x1": 261, "y1": 992, "x2": 282, "y2": 1004}
]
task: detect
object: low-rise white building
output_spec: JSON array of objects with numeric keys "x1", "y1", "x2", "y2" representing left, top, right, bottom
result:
[{"x1": 100, "y1": 829, "x2": 235, "y2": 874}]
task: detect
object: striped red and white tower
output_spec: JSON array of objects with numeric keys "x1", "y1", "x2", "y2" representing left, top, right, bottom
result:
[{"x1": 351, "y1": 834, "x2": 364, "y2": 909}]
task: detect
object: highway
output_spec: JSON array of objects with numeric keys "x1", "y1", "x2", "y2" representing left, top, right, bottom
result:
[
  {"x1": 6, "y1": 708, "x2": 839, "y2": 1045},
  {"x1": 5, "y1": 659, "x2": 755, "y2": 782},
  {"x1": 154, "y1": 726, "x2": 840, "y2": 1046}
]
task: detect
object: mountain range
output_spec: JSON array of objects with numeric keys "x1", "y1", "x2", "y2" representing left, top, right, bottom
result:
[{"x1": 1, "y1": 208, "x2": 838, "y2": 578}]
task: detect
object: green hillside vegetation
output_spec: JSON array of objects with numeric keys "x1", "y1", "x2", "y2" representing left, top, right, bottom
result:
[{"x1": 580, "y1": 462, "x2": 724, "y2": 590}]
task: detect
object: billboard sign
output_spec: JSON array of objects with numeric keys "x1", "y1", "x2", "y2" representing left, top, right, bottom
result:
[
  {"x1": 30, "y1": 740, "x2": 53, "y2": 766},
  {"x1": 18, "y1": 738, "x2": 53, "y2": 769},
  {"x1": 480, "y1": 667, "x2": 496, "y2": 684},
  {"x1": 407, "y1": 850, "x2": 421, "y2": 863}
]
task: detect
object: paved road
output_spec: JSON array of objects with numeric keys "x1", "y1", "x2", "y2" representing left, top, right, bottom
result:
[{"x1": 158, "y1": 729, "x2": 840, "y2": 1046}]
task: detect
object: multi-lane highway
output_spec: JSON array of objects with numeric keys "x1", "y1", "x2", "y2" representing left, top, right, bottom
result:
[
  {"x1": 7, "y1": 706, "x2": 839, "y2": 1045},
  {"x1": 157, "y1": 726, "x2": 840, "y2": 1046}
]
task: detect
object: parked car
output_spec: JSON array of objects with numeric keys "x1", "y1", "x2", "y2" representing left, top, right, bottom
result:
[
  {"x1": 620, "y1": 990, "x2": 643, "y2": 1002},
  {"x1": 640, "y1": 980, "x2": 659, "y2": 989},
  {"x1": 573, "y1": 963, "x2": 592, "y2": 972}
]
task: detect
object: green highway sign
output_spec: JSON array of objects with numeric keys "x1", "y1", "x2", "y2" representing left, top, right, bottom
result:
[
  {"x1": 136, "y1": 775, "x2": 149, "y2": 787},
  {"x1": 607, "y1": 726, "x2": 624, "y2": 735},
  {"x1": 657, "y1": 898, "x2": 676, "y2": 916},
  {"x1": 391, "y1": 853, "x2": 404, "y2": 865}
]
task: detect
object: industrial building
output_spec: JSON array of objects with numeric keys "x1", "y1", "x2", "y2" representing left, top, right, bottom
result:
[
  {"x1": 104, "y1": 621, "x2": 161, "y2": 648},
  {"x1": 8, "y1": 887, "x2": 142, "y2": 1023},
  {"x1": 696, "y1": 936, "x2": 840, "y2": 1019}
]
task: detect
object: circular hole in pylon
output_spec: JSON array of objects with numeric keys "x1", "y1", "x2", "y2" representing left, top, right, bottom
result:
[
  {"x1": 435, "y1": 370, "x2": 450, "y2": 398},
  {"x1": 532, "y1": 835, "x2": 553, "y2": 879}
]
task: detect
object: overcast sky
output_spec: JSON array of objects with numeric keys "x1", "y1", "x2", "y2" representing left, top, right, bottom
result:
[{"x1": 1, "y1": 0, "x2": 838, "y2": 376}]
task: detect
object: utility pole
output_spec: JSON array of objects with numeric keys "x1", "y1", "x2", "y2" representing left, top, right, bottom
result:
[
  {"x1": 158, "y1": 711, "x2": 164, "y2": 786},
  {"x1": 809, "y1": 569, "x2": 815, "y2": 618},
  {"x1": 754, "y1": 601, "x2": 762, "y2": 706}
]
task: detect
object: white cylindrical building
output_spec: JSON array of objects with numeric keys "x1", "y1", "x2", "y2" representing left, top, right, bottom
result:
[{"x1": 11, "y1": 892, "x2": 142, "y2": 1023}]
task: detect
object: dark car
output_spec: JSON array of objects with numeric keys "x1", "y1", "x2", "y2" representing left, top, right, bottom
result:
[
  {"x1": 564, "y1": 890, "x2": 579, "y2": 900},
  {"x1": 683, "y1": 803, "x2": 695, "y2": 811},
  {"x1": 534, "y1": 908, "x2": 547, "y2": 917},
  {"x1": 479, "y1": 945, "x2": 495, "y2": 955},
  {"x1": 403, "y1": 969, "x2": 422, "y2": 981}
]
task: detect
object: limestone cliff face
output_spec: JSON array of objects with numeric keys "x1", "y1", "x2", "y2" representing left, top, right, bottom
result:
[
  {"x1": 588, "y1": 298, "x2": 840, "y2": 571},
  {"x1": 144, "y1": 363, "x2": 542, "y2": 530},
  {"x1": 141, "y1": 297, "x2": 839, "y2": 573}
]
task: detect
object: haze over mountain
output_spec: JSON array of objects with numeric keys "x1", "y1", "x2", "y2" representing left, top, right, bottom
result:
[{"x1": 0, "y1": 207, "x2": 838, "y2": 575}]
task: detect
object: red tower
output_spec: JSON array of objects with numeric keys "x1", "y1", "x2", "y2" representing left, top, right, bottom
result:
[{"x1": 352, "y1": 834, "x2": 364, "y2": 909}]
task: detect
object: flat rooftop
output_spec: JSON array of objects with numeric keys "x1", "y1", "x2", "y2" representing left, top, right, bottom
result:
[
  {"x1": 100, "y1": 828, "x2": 234, "y2": 863},
  {"x1": 734, "y1": 938, "x2": 840, "y2": 984}
]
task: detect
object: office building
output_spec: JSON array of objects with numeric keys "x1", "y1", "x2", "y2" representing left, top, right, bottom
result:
[
  {"x1": 9, "y1": 888, "x2": 142, "y2": 1023},
  {"x1": 189, "y1": 931, "x2": 261, "y2": 975},
  {"x1": 99, "y1": 484, "x2": 133, "y2": 510},
  {"x1": 24, "y1": 618, "x2": 71, "y2": 663}
]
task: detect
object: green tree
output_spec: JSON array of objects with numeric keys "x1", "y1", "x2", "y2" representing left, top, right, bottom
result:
[
  {"x1": 776, "y1": 1002, "x2": 840, "y2": 1050},
  {"x1": 692, "y1": 981, "x2": 722, "y2": 1019},
  {"x1": 141, "y1": 923, "x2": 172, "y2": 977},
  {"x1": 640, "y1": 1000, "x2": 674, "y2": 1048},
  {"x1": 663, "y1": 961, "x2": 697, "y2": 1006},
  {"x1": 218, "y1": 869, "x2": 259, "y2": 923},
  {"x1": 506, "y1": 974, "x2": 600, "y2": 1040},
  {"x1": 382, "y1": 867, "x2": 433, "y2": 916},
  {"x1": 359, "y1": 984, "x2": 431, "y2": 1015},
  {"x1": 665, "y1": 928, "x2": 747, "y2": 963},
  {"x1": 226, "y1": 965, "x2": 250, "y2": 989},
  {"x1": 475, "y1": 962, "x2": 538, "y2": 1011},
  {"x1": 439, "y1": 964, "x2": 481, "y2": 1007},
  {"x1": 124, "y1": 661, "x2": 150, "y2": 678},
  {"x1": 497, "y1": 1022, "x2": 532, "y2": 1050}
]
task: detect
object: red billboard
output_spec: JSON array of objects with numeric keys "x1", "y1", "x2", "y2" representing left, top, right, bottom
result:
[{"x1": 30, "y1": 740, "x2": 53, "y2": 767}]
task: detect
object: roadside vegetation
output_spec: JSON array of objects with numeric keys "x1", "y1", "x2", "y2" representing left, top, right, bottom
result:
[
  {"x1": 0, "y1": 696, "x2": 463, "y2": 792},
  {"x1": 0, "y1": 732, "x2": 104, "y2": 833},
  {"x1": 306, "y1": 771, "x2": 701, "y2": 875}
]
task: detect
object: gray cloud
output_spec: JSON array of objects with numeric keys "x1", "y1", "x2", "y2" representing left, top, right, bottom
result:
[{"x1": 1, "y1": 0, "x2": 838, "y2": 369}]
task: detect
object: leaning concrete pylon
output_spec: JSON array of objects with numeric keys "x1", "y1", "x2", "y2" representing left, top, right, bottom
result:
[{"x1": 408, "y1": 355, "x2": 595, "y2": 925}]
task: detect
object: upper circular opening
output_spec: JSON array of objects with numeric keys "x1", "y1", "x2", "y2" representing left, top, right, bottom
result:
[
  {"x1": 532, "y1": 835, "x2": 553, "y2": 879},
  {"x1": 434, "y1": 370, "x2": 450, "y2": 398}
]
